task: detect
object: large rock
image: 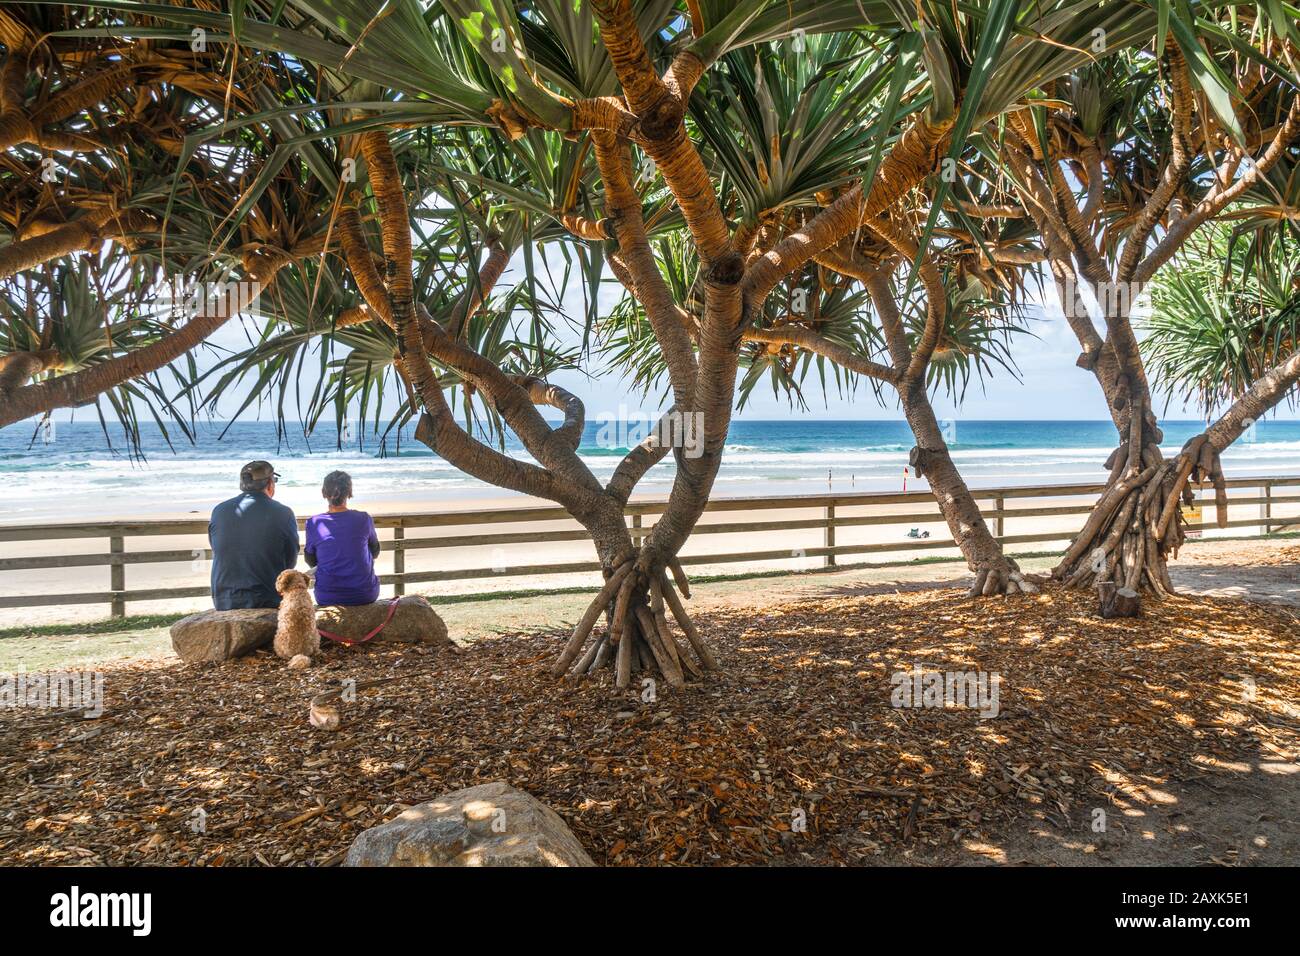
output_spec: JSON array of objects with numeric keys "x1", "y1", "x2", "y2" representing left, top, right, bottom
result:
[
  {"x1": 170, "y1": 608, "x2": 278, "y2": 662},
  {"x1": 316, "y1": 595, "x2": 450, "y2": 646},
  {"x1": 343, "y1": 781, "x2": 594, "y2": 867}
]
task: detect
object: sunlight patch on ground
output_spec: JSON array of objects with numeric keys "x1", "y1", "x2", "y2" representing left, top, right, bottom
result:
[
  {"x1": 1258, "y1": 761, "x2": 1299, "y2": 775},
  {"x1": 1191, "y1": 755, "x2": 1252, "y2": 773},
  {"x1": 960, "y1": 840, "x2": 1007, "y2": 863}
]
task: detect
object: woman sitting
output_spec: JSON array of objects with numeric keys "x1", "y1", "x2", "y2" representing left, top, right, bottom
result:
[{"x1": 304, "y1": 470, "x2": 381, "y2": 607}]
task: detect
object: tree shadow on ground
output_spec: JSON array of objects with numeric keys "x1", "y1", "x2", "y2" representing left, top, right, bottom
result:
[{"x1": 0, "y1": 587, "x2": 1295, "y2": 866}]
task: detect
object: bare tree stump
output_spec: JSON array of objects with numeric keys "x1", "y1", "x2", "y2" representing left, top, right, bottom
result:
[{"x1": 1097, "y1": 581, "x2": 1141, "y2": 618}]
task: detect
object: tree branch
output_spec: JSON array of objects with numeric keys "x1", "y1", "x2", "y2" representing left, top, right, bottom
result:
[
  {"x1": 591, "y1": 0, "x2": 734, "y2": 268},
  {"x1": 1205, "y1": 346, "x2": 1300, "y2": 453},
  {"x1": 0, "y1": 209, "x2": 156, "y2": 281},
  {"x1": 744, "y1": 327, "x2": 898, "y2": 383},
  {"x1": 1136, "y1": 94, "x2": 1300, "y2": 284},
  {"x1": 592, "y1": 131, "x2": 698, "y2": 404},
  {"x1": 510, "y1": 375, "x2": 585, "y2": 451},
  {"x1": 1117, "y1": 45, "x2": 1194, "y2": 282},
  {"x1": 862, "y1": 216, "x2": 946, "y2": 383}
]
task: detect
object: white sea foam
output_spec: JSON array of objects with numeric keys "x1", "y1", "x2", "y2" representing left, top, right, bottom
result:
[{"x1": 5, "y1": 422, "x2": 1300, "y2": 522}]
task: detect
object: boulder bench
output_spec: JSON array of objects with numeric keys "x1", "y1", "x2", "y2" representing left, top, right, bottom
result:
[{"x1": 170, "y1": 595, "x2": 450, "y2": 662}]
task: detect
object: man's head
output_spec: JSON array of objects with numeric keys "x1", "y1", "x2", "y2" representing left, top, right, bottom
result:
[{"x1": 239, "y1": 460, "x2": 281, "y2": 497}]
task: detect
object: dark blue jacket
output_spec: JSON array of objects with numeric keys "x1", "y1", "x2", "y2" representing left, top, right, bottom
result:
[{"x1": 208, "y1": 492, "x2": 300, "y2": 610}]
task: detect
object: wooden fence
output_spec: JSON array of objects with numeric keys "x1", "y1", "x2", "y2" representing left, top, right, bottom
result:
[{"x1": 1, "y1": 475, "x2": 1297, "y2": 619}]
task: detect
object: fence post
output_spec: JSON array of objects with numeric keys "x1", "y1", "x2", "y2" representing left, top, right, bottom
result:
[
  {"x1": 993, "y1": 495, "x2": 1004, "y2": 539},
  {"x1": 393, "y1": 522, "x2": 405, "y2": 596},
  {"x1": 110, "y1": 534, "x2": 125, "y2": 618},
  {"x1": 825, "y1": 504, "x2": 836, "y2": 567},
  {"x1": 1261, "y1": 481, "x2": 1272, "y2": 535},
  {"x1": 632, "y1": 513, "x2": 642, "y2": 541}
]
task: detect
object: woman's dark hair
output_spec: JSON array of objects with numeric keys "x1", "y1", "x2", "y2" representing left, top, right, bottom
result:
[{"x1": 322, "y1": 470, "x2": 353, "y2": 507}]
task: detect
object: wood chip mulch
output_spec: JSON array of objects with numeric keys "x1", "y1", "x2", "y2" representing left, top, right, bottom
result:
[{"x1": 2, "y1": 587, "x2": 1297, "y2": 866}]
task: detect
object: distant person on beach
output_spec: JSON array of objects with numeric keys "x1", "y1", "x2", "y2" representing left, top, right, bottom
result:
[
  {"x1": 304, "y1": 470, "x2": 380, "y2": 607},
  {"x1": 208, "y1": 460, "x2": 300, "y2": 610}
]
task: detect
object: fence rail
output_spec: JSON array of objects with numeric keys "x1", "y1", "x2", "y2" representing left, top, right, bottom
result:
[{"x1": 2, "y1": 475, "x2": 1297, "y2": 618}]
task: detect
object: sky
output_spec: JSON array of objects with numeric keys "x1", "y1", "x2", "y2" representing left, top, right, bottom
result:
[
  {"x1": 532, "y1": 253, "x2": 1129, "y2": 423},
  {"x1": 37, "y1": 244, "x2": 1300, "y2": 428}
]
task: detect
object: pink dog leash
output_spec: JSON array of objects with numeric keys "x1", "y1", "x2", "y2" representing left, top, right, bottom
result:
[{"x1": 318, "y1": 597, "x2": 401, "y2": 646}]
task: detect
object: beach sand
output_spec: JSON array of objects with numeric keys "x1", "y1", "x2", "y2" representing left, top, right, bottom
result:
[{"x1": 2, "y1": 479, "x2": 1295, "y2": 628}]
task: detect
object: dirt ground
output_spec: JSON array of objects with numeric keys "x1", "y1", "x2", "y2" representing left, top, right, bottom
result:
[
  {"x1": 924, "y1": 764, "x2": 1299, "y2": 866},
  {"x1": 1, "y1": 541, "x2": 1296, "y2": 867}
]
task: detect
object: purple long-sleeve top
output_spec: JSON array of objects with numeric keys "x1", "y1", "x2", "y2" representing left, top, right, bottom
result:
[{"x1": 304, "y1": 509, "x2": 381, "y2": 606}]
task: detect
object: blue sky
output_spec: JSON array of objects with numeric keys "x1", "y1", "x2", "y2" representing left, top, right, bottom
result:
[
  {"x1": 421, "y1": 250, "x2": 1295, "y2": 424},
  {"x1": 39, "y1": 248, "x2": 1300, "y2": 427}
]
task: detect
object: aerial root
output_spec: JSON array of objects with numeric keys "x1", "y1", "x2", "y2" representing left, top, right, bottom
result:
[
  {"x1": 553, "y1": 557, "x2": 718, "y2": 688},
  {"x1": 1052, "y1": 436, "x2": 1227, "y2": 612},
  {"x1": 968, "y1": 558, "x2": 1039, "y2": 597}
]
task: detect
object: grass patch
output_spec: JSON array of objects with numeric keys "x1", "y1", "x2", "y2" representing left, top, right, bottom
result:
[
  {"x1": 0, "y1": 626, "x2": 174, "y2": 672},
  {"x1": 0, "y1": 613, "x2": 180, "y2": 641}
]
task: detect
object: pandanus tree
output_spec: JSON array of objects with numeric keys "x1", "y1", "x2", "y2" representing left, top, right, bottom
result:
[
  {"x1": 630, "y1": 2, "x2": 1146, "y2": 595},
  {"x1": 749, "y1": 244, "x2": 1041, "y2": 595},
  {"x1": 6, "y1": 0, "x2": 1178, "y2": 681},
  {"x1": 605, "y1": 31, "x2": 1039, "y2": 594},
  {"x1": 986, "y1": 10, "x2": 1300, "y2": 610},
  {"x1": 0, "y1": 4, "x2": 357, "y2": 436},
  {"x1": 1145, "y1": 220, "x2": 1300, "y2": 448}
]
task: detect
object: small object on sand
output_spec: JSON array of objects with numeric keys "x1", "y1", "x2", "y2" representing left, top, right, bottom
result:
[{"x1": 304, "y1": 670, "x2": 435, "y2": 733}]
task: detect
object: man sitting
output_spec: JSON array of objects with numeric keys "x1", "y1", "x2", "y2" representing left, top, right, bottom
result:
[{"x1": 208, "y1": 460, "x2": 300, "y2": 610}]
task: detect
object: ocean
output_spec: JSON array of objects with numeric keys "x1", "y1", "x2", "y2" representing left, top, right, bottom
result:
[{"x1": 3, "y1": 418, "x2": 1300, "y2": 522}]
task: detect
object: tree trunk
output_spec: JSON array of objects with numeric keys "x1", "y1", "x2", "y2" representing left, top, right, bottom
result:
[
  {"x1": 552, "y1": 286, "x2": 740, "y2": 688},
  {"x1": 1051, "y1": 378, "x2": 1183, "y2": 611},
  {"x1": 550, "y1": 491, "x2": 719, "y2": 690},
  {"x1": 899, "y1": 380, "x2": 1038, "y2": 595},
  {"x1": 1060, "y1": 343, "x2": 1300, "y2": 612},
  {"x1": 1008, "y1": 98, "x2": 1300, "y2": 612},
  {"x1": 1097, "y1": 581, "x2": 1140, "y2": 618}
]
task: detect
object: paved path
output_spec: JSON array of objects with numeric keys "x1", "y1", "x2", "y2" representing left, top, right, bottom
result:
[{"x1": 679, "y1": 537, "x2": 1300, "y2": 613}]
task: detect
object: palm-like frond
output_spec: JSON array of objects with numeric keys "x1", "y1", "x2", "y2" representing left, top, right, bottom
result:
[
  {"x1": 1146, "y1": 223, "x2": 1300, "y2": 416},
  {"x1": 689, "y1": 30, "x2": 901, "y2": 224}
]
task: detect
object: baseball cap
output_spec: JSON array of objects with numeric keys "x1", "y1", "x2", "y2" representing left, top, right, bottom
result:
[{"x1": 240, "y1": 460, "x2": 281, "y2": 483}]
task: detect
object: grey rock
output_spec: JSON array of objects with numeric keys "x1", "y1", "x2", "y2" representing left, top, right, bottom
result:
[
  {"x1": 344, "y1": 781, "x2": 593, "y2": 867},
  {"x1": 170, "y1": 608, "x2": 278, "y2": 662},
  {"x1": 316, "y1": 595, "x2": 451, "y2": 646}
]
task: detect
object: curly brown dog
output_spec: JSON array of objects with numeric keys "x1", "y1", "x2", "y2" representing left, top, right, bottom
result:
[{"x1": 274, "y1": 569, "x2": 318, "y2": 668}]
